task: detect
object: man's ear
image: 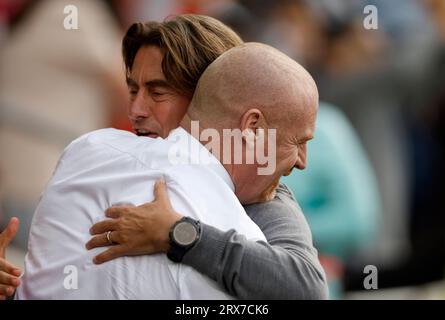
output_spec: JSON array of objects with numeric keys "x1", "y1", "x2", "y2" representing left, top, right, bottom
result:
[
  {"x1": 240, "y1": 108, "x2": 265, "y2": 133},
  {"x1": 240, "y1": 109, "x2": 265, "y2": 148}
]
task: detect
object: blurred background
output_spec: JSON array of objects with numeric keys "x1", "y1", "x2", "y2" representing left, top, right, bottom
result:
[{"x1": 1, "y1": 0, "x2": 445, "y2": 299}]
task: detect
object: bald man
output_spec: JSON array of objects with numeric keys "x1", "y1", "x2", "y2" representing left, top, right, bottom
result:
[
  {"x1": 16, "y1": 43, "x2": 319, "y2": 299},
  {"x1": 184, "y1": 43, "x2": 318, "y2": 204}
]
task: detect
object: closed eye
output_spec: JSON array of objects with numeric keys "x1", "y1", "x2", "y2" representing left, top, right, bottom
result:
[{"x1": 149, "y1": 90, "x2": 168, "y2": 101}]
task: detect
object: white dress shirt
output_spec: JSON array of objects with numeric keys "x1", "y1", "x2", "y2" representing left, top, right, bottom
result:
[{"x1": 15, "y1": 128, "x2": 266, "y2": 299}]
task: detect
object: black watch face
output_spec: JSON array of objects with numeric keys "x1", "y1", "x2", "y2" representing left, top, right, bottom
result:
[{"x1": 173, "y1": 221, "x2": 198, "y2": 246}]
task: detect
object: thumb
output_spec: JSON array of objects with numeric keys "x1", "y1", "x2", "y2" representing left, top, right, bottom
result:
[
  {"x1": 154, "y1": 178, "x2": 170, "y2": 204},
  {"x1": 0, "y1": 217, "x2": 20, "y2": 256}
]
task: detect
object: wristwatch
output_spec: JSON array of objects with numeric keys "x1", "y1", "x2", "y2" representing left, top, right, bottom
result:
[{"x1": 167, "y1": 216, "x2": 201, "y2": 263}]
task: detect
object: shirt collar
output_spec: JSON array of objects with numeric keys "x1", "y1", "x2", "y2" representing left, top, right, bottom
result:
[{"x1": 167, "y1": 127, "x2": 235, "y2": 192}]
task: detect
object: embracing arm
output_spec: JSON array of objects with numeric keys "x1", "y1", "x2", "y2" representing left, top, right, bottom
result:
[
  {"x1": 182, "y1": 184, "x2": 328, "y2": 300},
  {"x1": 88, "y1": 182, "x2": 328, "y2": 300}
]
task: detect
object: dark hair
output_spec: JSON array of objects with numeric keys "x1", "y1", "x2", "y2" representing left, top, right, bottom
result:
[{"x1": 122, "y1": 14, "x2": 243, "y2": 97}]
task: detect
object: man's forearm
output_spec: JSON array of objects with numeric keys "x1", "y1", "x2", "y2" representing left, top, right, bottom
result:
[
  {"x1": 182, "y1": 185, "x2": 329, "y2": 300},
  {"x1": 183, "y1": 224, "x2": 327, "y2": 299}
]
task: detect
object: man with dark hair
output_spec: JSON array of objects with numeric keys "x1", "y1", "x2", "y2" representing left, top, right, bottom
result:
[
  {"x1": 2, "y1": 15, "x2": 327, "y2": 300},
  {"x1": 15, "y1": 41, "x2": 320, "y2": 300}
]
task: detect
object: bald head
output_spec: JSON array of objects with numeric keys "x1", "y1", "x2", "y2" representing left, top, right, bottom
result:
[
  {"x1": 183, "y1": 42, "x2": 319, "y2": 204},
  {"x1": 187, "y1": 42, "x2": 318, "y2": 132}
]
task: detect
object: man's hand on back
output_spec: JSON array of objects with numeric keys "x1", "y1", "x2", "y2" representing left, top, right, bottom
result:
[
  {"x1": 0, "y1": 217, "x2": 22, "y2": 300},
  {"x1": 86, "y1": 179, "x2": 183, "y2": 264}
]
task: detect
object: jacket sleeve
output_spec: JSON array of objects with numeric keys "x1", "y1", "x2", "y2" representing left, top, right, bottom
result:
[{"x1": 182, "y1": 184, "x2": 329, "y2": 299}]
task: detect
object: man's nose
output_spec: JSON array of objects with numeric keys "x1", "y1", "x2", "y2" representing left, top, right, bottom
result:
[
  {"x1": 128, "y1": 94, "x2": 150, "y2": 121},
  {"x1": 294, "y1": 144, "x2": 307, "y2": 170}
]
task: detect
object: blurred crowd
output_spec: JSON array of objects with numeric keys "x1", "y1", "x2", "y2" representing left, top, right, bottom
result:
[{"x1": 1, "y1": 0, "x2": 445, "y2": 298}]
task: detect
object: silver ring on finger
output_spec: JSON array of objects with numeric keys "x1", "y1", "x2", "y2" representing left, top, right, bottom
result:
[{"x1": 106, "y1": 231, "x2": 114, "y2": 245}]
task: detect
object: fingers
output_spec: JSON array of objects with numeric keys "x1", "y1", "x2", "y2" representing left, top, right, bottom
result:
[
  {"x1": 93, "y1": 246, "x2": 125, "y2": 265},
  {"x1": 0, "y1": 259, "x2": 21, "y2": 277},
  {"x1": 90, "y1": 219, "x2": 118, "y2": 235},
  {"x1": 0, "y1": 217, "x2": 20, "y2": 252},
  {"x1": 105, "y1": 206, "x2": 125, "y2": 219},
  {"x1": 0, "y1": 271, "x2": 20, "y2": 287},
  {"x1": 154, "y1": 178, "x2": 170, "y2": 204},
  {"x1": 86, "y1": 232, "x2": 118, "y2": 250},
  {"x1": 0, "y1": 284, "x2": 16, "y2": 297},
  {"x1": 3, "y1": 218, "x2": 20, "y2": 241}
]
